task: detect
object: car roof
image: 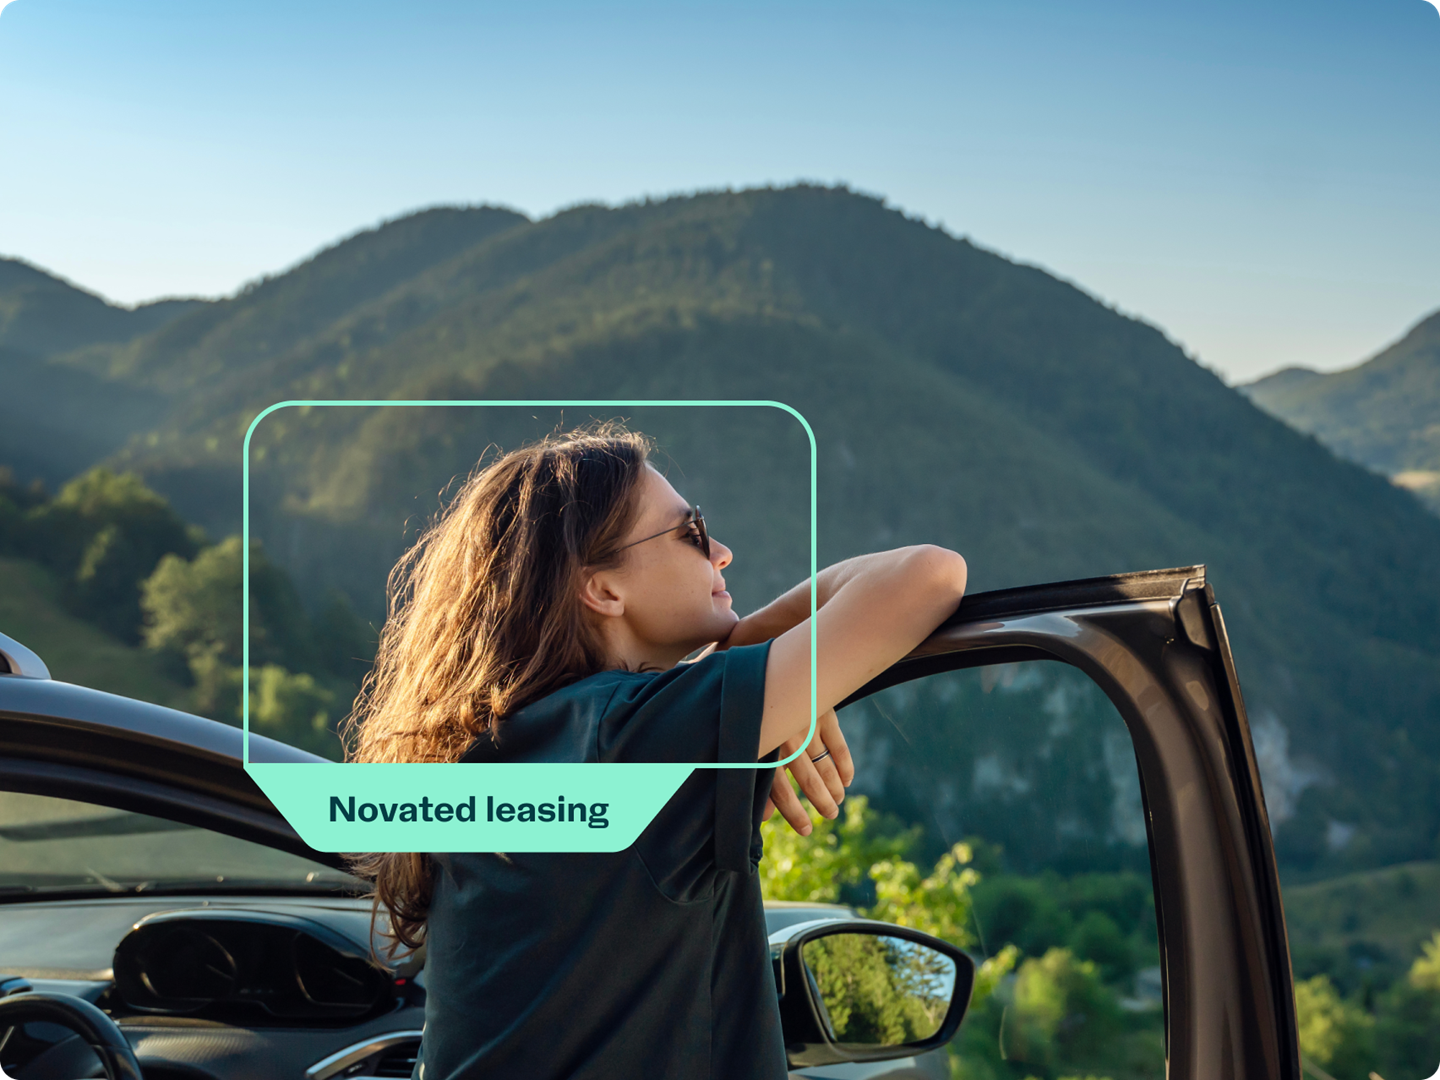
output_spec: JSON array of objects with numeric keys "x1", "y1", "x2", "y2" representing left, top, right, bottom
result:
[{"x1": 0, "y1": 675, "x2": 325, "y2": 765}]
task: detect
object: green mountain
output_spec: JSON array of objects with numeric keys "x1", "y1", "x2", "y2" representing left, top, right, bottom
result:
[
  {"x1": 11, "y1": 186, "x2": 1440, "y2": 876},
  {"x1": 1244, "y1": 310, "x2": 1440, "y2": 514},
  {"x1": 0, "y1": 258, "x2": 208, "y2": 488},
  {"x1": 0, "y1": 257, "x2": 205, "y2": 357}
]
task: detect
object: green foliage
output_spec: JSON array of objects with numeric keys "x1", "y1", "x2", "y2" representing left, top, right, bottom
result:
[
  {"x1": 1409, "y1": 930, "x2": 1440, "y2": 991},
  {"x1": 142, "y1": 539, "x2": 245, "y2": 663},
  {"x1": 130, "y1": 633, "x2": 340, "y2": 759},
  {"x1": 16, "y1": 468, "x2": 201, "y2": 641},
  {"x1": 1293, "y1": 975, "x2": 1375, "y2": 1078},
  {"x1": 1066, "y1": 912, "x2": 1132, "y2": 984},
  {"x1": 250, "y1": 664, "x2": 337, "y2": 756},
  {"x1": 760, "y1": 792, "x2": 1021, "y2": 990},
  {"x1": 1374, "y1": 983, "x2": 1440, "y2": 1079},
  {"x1": 971, "y1": 876, "x2": 1072, "y2": 958},
  {"x1": 1003, "y1": 949, "x2": 1125, "y2": 1068},
  {"x1": 759, "y1": 794, "x2": 1165, "y2": 1080},
  {"x1": 0, "y1": 467, "x2": 46, "y2": 557},
  {"x1": 760, "y1": 794, "x2": 1025, "y2": 986},
  {"x1": 802, "y1": 932, "x2": 954, "y2": 1045},
  {"x1": 1283, "y1": 860, "x2": 1440, "y2": 997},
  {"x1": 310, "y1": 589, "x2": 375, "y2": 684},
  {"x1": 759, "y1": 793, "x2": 920, "y2": 908},
  {"x1": 868, "y1": 842, "x2": 982, "y2": 948},
  {"x1": 951, "y1": 949, "x2": 1162, "y2": 1080},
  {"x1": 139, "y1": 535, "x2": 329, "y2": 671},
  {"x1": 950, "y1": 866, "x2": 1159, "y2": 1079},
  {"x1": 1372, "y1": 932, "x2": 1440, "y2": 1077},
  {"x1": 1, "y1": 462, "x2": 370, "y2": 756},
  {"x1": 139, "y1": 535, "x2": 370, "y2": 759},
  {"x1": 970, "y1": 872, "x2": 1156, "y2": 983}
]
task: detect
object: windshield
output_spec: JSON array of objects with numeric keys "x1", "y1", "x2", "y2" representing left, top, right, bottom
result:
[{"x1": 0, "y1": 791, "x2": 360, "y2": 896}]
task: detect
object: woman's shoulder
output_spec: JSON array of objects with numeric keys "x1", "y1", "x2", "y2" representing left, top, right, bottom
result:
[
  {"x1": 460, "y1": 669, "x2": 645, "y2": 763},
  {"x1": 461, "y1": 645, "x2": 771, "y2": 764}
]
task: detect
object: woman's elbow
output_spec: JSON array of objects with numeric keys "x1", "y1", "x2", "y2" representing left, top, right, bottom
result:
[{"x1": 904, "y1": 545, "x2": 968, "y2": 598}]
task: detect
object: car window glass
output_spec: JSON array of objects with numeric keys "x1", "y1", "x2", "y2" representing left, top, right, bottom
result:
[
  {"x1": 837, "y1": 659, "x2": 1164, "y2": 1075},
  {"x1": 0, "y1": 791, "x2": 359, "y2": 895}
]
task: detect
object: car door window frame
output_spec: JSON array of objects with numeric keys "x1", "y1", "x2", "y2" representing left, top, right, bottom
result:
[{"x1": 837, "y1": 565, "x2": 1300, "y2": 1080}]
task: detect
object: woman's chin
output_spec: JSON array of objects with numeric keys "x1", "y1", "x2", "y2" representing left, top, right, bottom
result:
[
  {"x1": 713, "y1": 599, "x2": 738, "y2": 629},
  {"x1": 707, "y1": 606, "x2": 739, "y2": 642}
]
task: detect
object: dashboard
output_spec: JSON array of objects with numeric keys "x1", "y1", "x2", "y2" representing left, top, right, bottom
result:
[
  {"x1": 0, "y1": 894, "x2": 425, "y2": 1080},
  {"x1": 0, "y1": 896, "x2": 946, "y2": 1080}
]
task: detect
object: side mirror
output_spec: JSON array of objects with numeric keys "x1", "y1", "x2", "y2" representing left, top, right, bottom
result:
[{"x1": 769, "y1": 918, "x2": 976, "y2": 1069}]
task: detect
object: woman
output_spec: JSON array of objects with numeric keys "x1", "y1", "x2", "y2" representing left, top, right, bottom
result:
[{"x1": 343, "y1": 424, "x2": 967, "y2": 1079}]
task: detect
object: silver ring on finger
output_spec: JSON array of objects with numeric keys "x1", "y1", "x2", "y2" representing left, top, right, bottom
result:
[{"x1": 809, "y1": 748, "x2": 832, "y2": 764}]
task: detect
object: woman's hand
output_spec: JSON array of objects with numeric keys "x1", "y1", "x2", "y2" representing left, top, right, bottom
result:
[{"x1": 762, "y1": 709, "x2": 855, "y2": 836}]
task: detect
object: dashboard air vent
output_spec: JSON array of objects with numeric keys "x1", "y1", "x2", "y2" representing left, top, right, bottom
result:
[{"x1": 371, "y1": 1039, "x2": 420, "y2": 1078}]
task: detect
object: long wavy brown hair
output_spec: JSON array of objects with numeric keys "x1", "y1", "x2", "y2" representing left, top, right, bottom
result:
[{"x1": 339, "y1": 423, "x2": 654, "y2": 964}]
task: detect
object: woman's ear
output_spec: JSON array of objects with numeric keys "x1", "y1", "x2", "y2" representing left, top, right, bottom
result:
[{"x1": 578, "y1": 567, "x2": 626, "y2": 619}]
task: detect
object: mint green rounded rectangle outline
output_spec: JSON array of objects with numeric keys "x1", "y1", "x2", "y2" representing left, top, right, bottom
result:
[{"x1": 241, "y1": 399, "x2": 817, "y2": 770}]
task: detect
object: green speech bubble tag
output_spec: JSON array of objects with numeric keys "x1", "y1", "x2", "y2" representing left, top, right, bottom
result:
[
  {"x1": 243, "y1": 400, "x2": 817, "y2": 854},
  {"x1": 246, "y1": 763, "x2": 695, "y2": 853}
]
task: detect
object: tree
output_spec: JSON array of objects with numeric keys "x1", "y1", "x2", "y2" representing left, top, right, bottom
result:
[
  {"x1": 1067, "y1": 911, "x2": 1134, "y2": 984},
  {"x1": 803, "y1": 931, "x2": 956, "y2": 1045},
  {"x1": 140, "y1": 535, "x2": 341, "y2": 672},
  {"x1": 1000, "y1": 949, "x2": 1125, "y2": 1071},
  {"x1": 760, "y1": 792, "x2": 917, "y2": 906},
  {"x1": 760, "y1": 793, "x2": 1018, "y2": 1007},
  {"x1": 250, "y1": 663, "x2": 336, "y2": 758},
  {"x1": 1375, "y1": 931, "x2": 1440, "y2": 1077},
  {"x1": 1293, "y1": 975, "x2": 1375, "y2": 1080},
  {"x1": 25, "y1": 468, "x2": 200, "y2": 641},
  {"x1": 139, "y1": 534, "x2": 364, "y2": 759},
  {"x1": 0, "y1": 466, "x2": 46, "y2": 556},
  {"x1": 142, "y1": 537, "x2": 247, "y2": 665}
]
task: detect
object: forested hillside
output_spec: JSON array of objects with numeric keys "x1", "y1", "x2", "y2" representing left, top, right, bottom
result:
[
  {"x1": 0, "y1": 467, "x2": 368, "y2": 759},
  {"x1": 0, "y1": 258, "x2": 207, "y2": 487},
  {"x1": 5, "y1": 186, "x2": 1440, "y2": 880},
  {"x1": 1244, "y1": 310, "x2": 1440, "y2": 515}
]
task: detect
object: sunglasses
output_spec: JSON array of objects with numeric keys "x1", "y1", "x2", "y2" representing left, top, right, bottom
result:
[{"x1": 616, "y1": 505, "x2": 710, "y2": 560}]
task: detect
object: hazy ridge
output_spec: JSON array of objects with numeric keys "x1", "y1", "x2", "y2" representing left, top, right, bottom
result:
[{"x1": 1245, "y1": 310, "x2": 1440, "y2": 514}]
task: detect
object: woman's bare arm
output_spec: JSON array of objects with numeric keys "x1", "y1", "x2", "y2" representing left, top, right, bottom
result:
[
  {"x1": 756, "y1": 546, "x2": 967, "y2": 758},
  {"x1": 718, "y1": 554, "x2": 873, "y2": 651}
]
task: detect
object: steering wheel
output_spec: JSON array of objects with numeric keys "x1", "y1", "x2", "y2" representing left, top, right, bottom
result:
[{"x1": 0, "y1": 991, "x2": 144, "y2": 1080}]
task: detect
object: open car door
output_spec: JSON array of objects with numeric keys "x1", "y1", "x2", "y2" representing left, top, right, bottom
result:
[
  {"x1": 0, "y1": 564, "x2": 1299, "y2": 1080},
  {"x1": 834, "y1": 563, "x2": 1300, "y2": 1080}
]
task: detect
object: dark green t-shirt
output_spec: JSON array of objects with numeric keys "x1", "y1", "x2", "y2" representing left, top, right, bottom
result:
[{"x1": 415, "y1": 642, "x2": 787, "y2": 1080}]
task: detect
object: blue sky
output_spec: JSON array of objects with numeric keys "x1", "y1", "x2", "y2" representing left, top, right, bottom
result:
[{"x1": 0, "y1": 0, "x2": 1436, "y2": 382}]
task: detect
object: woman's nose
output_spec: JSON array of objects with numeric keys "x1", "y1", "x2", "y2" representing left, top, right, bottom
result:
[{"x1": 710, "y1": 538, "x2": 733, "y2": 570}]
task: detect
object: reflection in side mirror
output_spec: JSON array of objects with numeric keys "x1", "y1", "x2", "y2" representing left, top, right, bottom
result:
[
  {"x1": 800, "y1": 933, "x2": 957, "y2": 1047},
  {"x1": 771, "y1": 918, "x2": 975, "y2": 1070}
]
